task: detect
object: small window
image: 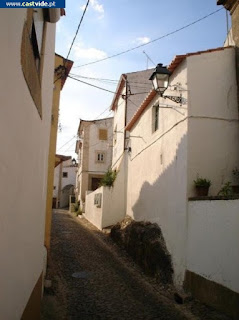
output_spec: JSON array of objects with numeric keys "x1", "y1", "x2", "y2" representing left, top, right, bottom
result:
[
  {"x1": 152, "y1": 104, "x2": 159, "y2": 132},
  {"x1": 31, "y1": 22, "x2": 40, "y2": 70},
  {"x1": 96, "y1": 152, "x2": 105, "y2": 163},
  {"x1": 21, "y1": 9, "x2": 45, "y2": 117},
  {"x1": 53, "y1": 186, "x2": 56, "y2": 190},
  {"x1": 99, "y1": 129, "x2": 108, "y2": 140},
  {"x1": 63, "y1": 172, "x2": 68, "y2": 178},
  {"x1": 113, "y1": 126, "x2": 117, "y2": 146}
]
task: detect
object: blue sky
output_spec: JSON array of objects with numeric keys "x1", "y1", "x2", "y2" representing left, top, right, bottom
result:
[{"x1": 55, "y1": 0, "x2": 230, "y2": 157}]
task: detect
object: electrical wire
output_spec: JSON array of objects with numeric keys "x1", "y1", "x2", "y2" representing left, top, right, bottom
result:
[
  {"x1": 68, "y1": 75, "x2": 116, "y2": 94},
  {"x1": 70, "y1": 73, "x2": 153, "y2": 86},
  {"x1": 62, "y1": 140, "x2": 77, "y2": 153},
  {"x1": 69, "y1": 73, "x2": 152, "y2": 90},
  {"x1": 57, "y1": 135, "x2": 76, "y2": 151},
  {"x1": 70, "y1": 73, "x2": 118, "y2": 83},
  {"x1": 69, "y1": 75, "x2": 151, "y2": 96},
  {"x1": 95, "y1": 107, "x2": 113, "y2": 120},
  {"x1": 73, "y1": 8, "x2": 223, "y2": 69},
  {"x1": 66, "y1": 0, "x2": 90, "y2": 61}
]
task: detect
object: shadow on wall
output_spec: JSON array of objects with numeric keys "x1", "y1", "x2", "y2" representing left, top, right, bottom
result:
[
  {"x1": 131, "y1": 134, "x2": 187, "y2": 223},
  {"x1": 130, "y1": 134, "x2": 188, "y2": 284},
  {"x1": 60, "y1": 184, "x2": 74, "y2": 208}
]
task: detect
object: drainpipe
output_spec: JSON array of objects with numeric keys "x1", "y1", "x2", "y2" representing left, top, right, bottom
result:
[
  {"x1": 123, "y1": 75, "x2": 128, "y2": 151},
  {"x1": 58, "y1": 162, "x2": 63, "y2": 208},
  {"x1": 123, "y1": 75, "x2": 129, "y2": 217}
]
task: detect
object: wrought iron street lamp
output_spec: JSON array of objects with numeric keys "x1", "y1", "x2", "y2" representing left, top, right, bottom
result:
[{"x1": 149, "y1": 64, "x2": 183, "y2": 104}]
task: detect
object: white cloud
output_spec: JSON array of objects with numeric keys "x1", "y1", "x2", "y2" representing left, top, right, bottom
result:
[
  {"x1": 91, "y1": 0, "x2": 104, "y2": 14},
  {"x1": 74, "y1": 45, "x2": 107, "y2": 60},
  {"x1": 80, "y1": 0, "x2": 104, "y2": 19},
  {"x1": 136, "y1": 37, "x2": 151, "y2": 45},
  {"x1": 80, "y1": 4, "x2": 86, "y2": 10}
]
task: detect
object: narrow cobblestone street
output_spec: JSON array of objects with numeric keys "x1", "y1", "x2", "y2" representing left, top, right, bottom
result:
[{"x1": 41, "y1": 210, "x2": 230, "y2": 320}]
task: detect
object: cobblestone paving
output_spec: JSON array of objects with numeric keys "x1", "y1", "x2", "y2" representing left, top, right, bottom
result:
[{"x1": 43, "y1": 210, "x2": 230, "y2": 320}]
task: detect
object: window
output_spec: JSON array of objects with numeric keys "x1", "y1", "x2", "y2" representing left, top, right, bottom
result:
[
  {"x1": 92, "y1": 178, "x2": 101, "y2": 191},
  {"x1": 21, "y1": 9, "x2": 45, "y2": 117},
  {"x1": 113, "y1": 125, "x2": 117, "y2": 146},
  {"x1": 53, "y1": 186, "x2": 56, "y2": 190},
  {"x1": 96, "y1": 151, "x2": 105, "y2": 163},
  {"x1": 99, "y1": 129, "x2": 108, "y2": 140},
  {"x1": 63, "y1": 172, "x2": 68, "y2": 178},
  {"x1": 152, "y1": 104, "x2": 159, "y2": 132}
]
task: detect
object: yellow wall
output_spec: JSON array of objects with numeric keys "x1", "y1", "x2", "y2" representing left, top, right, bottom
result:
[{"x1": 44, "y1": 54, "x2": 64, "y2": 252}]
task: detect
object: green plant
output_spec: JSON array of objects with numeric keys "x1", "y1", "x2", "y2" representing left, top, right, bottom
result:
[
  {"x1": 194, "y1": 176, "x2": 211, "y2": 188},
  {"x1": 73, "y1": 202, "x2": 79, "y2": 212},
  {"x1": 218, "y1": 182, "x2": 233, "y2": 196},
  {"x1": 76, "y1": 207, "x2": 82, "y2": 216},
  {"x1": 100, "y1": 169, "x2": 118, "y2": 187},
  {"x1": 72, "y1": 205, "x2": 82, "y2": 217},
  {"x1": 232, "y1": 167, "x2": 239, "y2": 182}
]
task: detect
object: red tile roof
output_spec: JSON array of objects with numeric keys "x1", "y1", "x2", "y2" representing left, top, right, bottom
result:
[
  {"x1": 126, "y1": 46, "x2": 234, "y2": 132},
  {"x1": 55, "y1": 154, "x2": 71, "y2": 167},
  {"x1": 168, "y1": 46, "x2": 233, "y2": 73}
]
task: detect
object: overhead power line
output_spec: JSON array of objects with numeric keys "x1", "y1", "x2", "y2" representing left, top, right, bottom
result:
[
  {"x1": 70, "y1": 73, "x2": 153, "y2": 86},
  {"x1": 66, "y1": 0, "x2": 90, "y2": 60},
  {"x1": 70, "y1": 73, "x2": 119, "y2": 83},
  {"x1": 69, "y1": 73, "x2": 152, "y2": 90},
  {"x1": 95, "y1": 107, "x2": 112, "y2": 120},
  {"x1": 69, "y1": 75, "x2": 151, "y2": 96},
  {"x1": 57, "y1": 135, "x2": 76, "y2": 151},
  {"x1": 62, "y1": 140, "x2": 77, "y2": 153},
  {"x1": 73, "y1": 8, "x2": 223, "y2": 69},
  {"x1": 68, "y1": 75, "x2": 116, "y2": 94}
]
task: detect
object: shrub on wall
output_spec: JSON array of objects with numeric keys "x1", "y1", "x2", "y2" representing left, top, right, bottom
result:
[{"x1": 100, "y1": 169, "x2": 118, "y2": 187}]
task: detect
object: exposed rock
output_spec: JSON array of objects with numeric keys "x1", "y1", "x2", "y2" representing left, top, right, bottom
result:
[
  {"x1": 174, "y1": 291, "x2": 192, "y2": 304},
  {"x1": 111, "y1": 218, "x2": 173, "y2": 284}
]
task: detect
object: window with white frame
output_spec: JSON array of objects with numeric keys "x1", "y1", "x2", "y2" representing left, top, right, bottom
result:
[
  {"x1": 96, "y1": 151, "x2": 105, "y2": 163},
  {"x1": 152, "y1": 104, "x2": 159, "y2": 132}
]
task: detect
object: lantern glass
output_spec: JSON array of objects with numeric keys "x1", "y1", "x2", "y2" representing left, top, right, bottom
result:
[{"x1": 153, "y1": 73, "x2": 169, "y2": 94}]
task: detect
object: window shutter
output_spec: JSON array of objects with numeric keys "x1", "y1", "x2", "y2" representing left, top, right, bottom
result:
[{"x1": 99, "y1": 129, "x2": 108, "y2": 140}]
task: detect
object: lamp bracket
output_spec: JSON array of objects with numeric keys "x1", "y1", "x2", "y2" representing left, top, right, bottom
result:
[{"x1": 163, "y1": 95, "x2": 183, "y2": 104}]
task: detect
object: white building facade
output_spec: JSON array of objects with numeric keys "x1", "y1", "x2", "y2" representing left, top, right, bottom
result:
[
  {"x1": 126, "y1": 46, "x2": 239, "y2": 306},
  {"x1": 0, "y1": 8, "x2": 61, "y2": 320},
  {"x1": 53, "y1": 157, "x2": 76, "y2": 208},
  {"x1": 75, "y1": 118, "x2": 113, "y2": 209}
]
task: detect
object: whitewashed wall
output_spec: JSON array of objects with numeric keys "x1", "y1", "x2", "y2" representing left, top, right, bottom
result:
[
  {"x1": 76, "y1": 118, "x2": 113, "y2": 205},
  {"x1": 53, "y1": 159, "x2": 76, "y2": 203},
  {"x1": 127, "y1": 61, "x2": 188, "y2": 285},
  {"x1": 187, "y1": 47, "x2": 239, "y2": 197},
  {"x1": 88, "y1": 118, "x2": 113, "y2": 173},
  {"x1": 101, "y1": 158, "x2": 126, "y2": 228},
  {"x1": 187, "y1": 200, "x2": 239, "y2": 293},
  {"x1": 61, "y1": 160, "x2": 76, "y2": 189},
  {"x1": 85, "y1": 158, "x2": 126, "y2": 229},
  {"x1": 85, "y1": 188, "x2": 103, "y2": 229},
  {"x1": 0, "y1": 9, "x2": 56, "y2": 320},
  {"x1": 112, "y1": 89, "x2": 126, "y2": 169},
  {"x1": 53, "y1": 164, "x2": 60, "y2": 197}
]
